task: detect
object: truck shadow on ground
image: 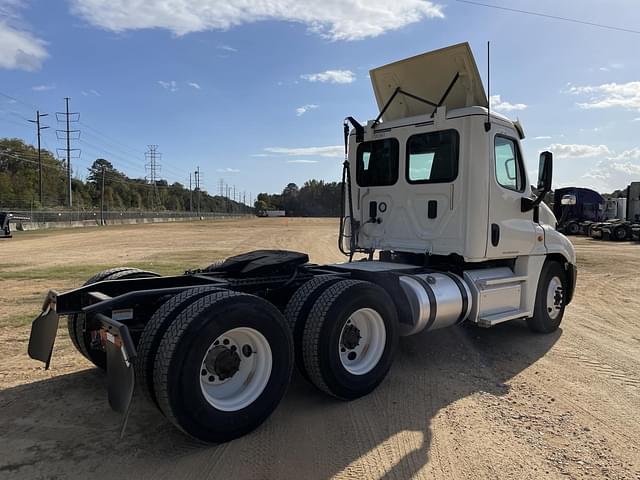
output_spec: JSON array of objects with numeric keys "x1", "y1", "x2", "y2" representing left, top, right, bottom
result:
[{"x1": 0, "y1": 321, "x2": 560, "y2": 480}]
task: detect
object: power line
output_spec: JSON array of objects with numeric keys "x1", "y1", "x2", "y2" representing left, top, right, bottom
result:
[
  {"x1": 454, "y1": 0, "x2": 640, "y2": 35},
  {"x1": 0, "y1": 90, "x2": 36, "y2": 110},
  {"x1": 0, "y1": 150, "x2": 65, "y2": 171}
]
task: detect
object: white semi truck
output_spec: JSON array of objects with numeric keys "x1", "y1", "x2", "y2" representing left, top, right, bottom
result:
[{"x1": 28, "y1": 43, "x2": 577, "y2": 443}]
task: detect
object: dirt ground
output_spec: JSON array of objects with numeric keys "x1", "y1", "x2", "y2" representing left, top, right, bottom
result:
[{"x1": 0, "y1": 218, "x2": 638, "y2": 480}]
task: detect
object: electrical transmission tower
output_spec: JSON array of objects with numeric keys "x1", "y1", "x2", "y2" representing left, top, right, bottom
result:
[
  {"x1": 56, "y1": 98, "x2": 80, "y2": 207},
  {"x1": 28, "y1": 110, "x2": 49, "y2": 205},
  {"x1": 145, "y1": 145, "x2": 162, "y2": 209}
]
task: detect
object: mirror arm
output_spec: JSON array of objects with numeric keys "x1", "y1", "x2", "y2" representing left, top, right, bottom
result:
[{"x1": 521, "y1": 189, "x2": 547, "y2": 212}]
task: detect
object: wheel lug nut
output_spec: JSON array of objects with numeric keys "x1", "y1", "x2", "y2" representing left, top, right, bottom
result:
[
  {"x1": 347, "y1": 352, "x2": 357, "y2": 361},
  {"x1": 230, "y1": 345, "x2": 237, "y2": 351},
  {"x1": 201, "y1": 369, "x2": 207, "y2": 376},
  {"x1": 208, "y1": 375, "x2": 215, "y2": 382},
  {"x1": 341, "y1": 347, "x2": 346, "y2": 353},
  {"x1": 223, "y1": 339, "x2": 230, "y2": 345}
]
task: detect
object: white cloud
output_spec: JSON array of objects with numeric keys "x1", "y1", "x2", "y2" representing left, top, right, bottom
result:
[
  {"x1": 583, "y1": 156, "x2": 640, "y2": 192},
  {"x1": 301, "y1": 70, "x2": 355, "y2": 84},
  {"x1": 216, "y1": 167, "x2": 240, "y2": 173},
  {"x1": 296, "y1": 104, "x2": 319, "y2": 116},
  {"x1": 69, "y1": 0, "x2": 444, "y2": 41},
  {"x1": 533, "y1": 135, "x2": 552, "y2": 140},
  {"x1": 609, "y1": 148, "x2": 640, "y2": 162},
  {"x1": 32, "y1": 84, "x2": 55, "y2": 91},
  {"x1": 489, "y1": 94, "x2": 527, "y2": 112},
  {"x1": 263, "y1": 146, "x2": 343, "y2": 157},
  {"x1": 187, "y1": 81, "x2": 201, "y2": 89},
  {"x1": 287, "y1": 159, "x2": 319, "y2": 164},
  {"x1": 547, "y1": 143, "x2": 611, "y2": 159},
  {"x1": 569, "y1": 81, "x2": 640, "y2": 111},
  {"x1": 81, "y1": 89, "x2": 101, "y2": 96},
  {"x1": 158, "y1": 80, "x2": 178, "y2": 92},
  {"x1": 0, "y1": 1, "x2": 48, "y2": 71},
  {"x1": 217, "y1": 45, "x2": 237, "y2": 52}
]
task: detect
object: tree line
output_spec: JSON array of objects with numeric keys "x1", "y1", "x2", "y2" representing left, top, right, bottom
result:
[
  {"x1": 254, "y1": 181, "x2": 342, "y2": 217},
  {"x1": 0, "y1": 138, "x2": 247, "y2": 213}
]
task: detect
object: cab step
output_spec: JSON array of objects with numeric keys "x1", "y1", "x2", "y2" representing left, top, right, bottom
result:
[{"x1": 477, "y1": 309, "x2": 529, "y2": 328}]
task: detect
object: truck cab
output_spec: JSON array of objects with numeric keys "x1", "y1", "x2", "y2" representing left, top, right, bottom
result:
[{"x1": 339, "y1": 42, "x2": 576, "y2": 330}]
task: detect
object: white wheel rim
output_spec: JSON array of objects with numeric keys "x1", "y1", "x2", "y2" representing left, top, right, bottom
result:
[
  {"x1": 199, "y1": 327, "x2": 272, "y2": 412},
  {"x1": 546, "y1": 276, "x2": 564, "y2": 320},
  {"x1": 338, "y1": 308, "x2": 386, "y2": 376}
]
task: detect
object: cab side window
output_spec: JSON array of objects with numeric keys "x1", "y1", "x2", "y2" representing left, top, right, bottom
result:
[
  {"x1": 494, "y1": 136, "x2": 525, "y2": 192},
  {"x1": 406, "y1": 130, "x2": 459, "y2": 184}
]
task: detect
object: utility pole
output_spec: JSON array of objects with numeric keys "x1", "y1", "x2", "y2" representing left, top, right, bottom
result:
[
  {"x1": 100, "y1": 165, "x2": 106, "y2": 226},
  {"x1": 28, "y1": 110, "x2": 49, "y2": 205},
  {"x1": 194, "y1": 166, "x2": 201, "y2": 215},
  {"x1": 145, "y1": 145, "x2": 162, "y2": 210},
  {"x1": 189, "y1": 173, "x2": 193, "y2": 212},
  {"x1": 56, "y1": 98, "x2": 80, "y2": 208}
]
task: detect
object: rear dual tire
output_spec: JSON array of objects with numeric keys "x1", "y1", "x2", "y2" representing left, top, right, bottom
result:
[
  {"x1": 152, "y1": 291, "x2": 293, "y2": 443},
  {"x1": 287, "y1": 278, "x2": 398, "y2": 400},
  {"x1": 67, "y1": 267, "x2": 159, "y2": 370}
]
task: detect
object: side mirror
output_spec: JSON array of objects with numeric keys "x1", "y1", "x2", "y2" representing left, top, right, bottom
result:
[
  {"x1": 537, "y1": 151, "x2": 553, "y2": 192},
  {"x1": 522, "y1": 151, "x2": 553, "y2": 213}
]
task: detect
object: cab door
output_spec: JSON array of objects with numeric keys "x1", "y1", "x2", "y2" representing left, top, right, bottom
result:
[{"x1": 486, "y1": 131, "x2": 537, "y2": 258}]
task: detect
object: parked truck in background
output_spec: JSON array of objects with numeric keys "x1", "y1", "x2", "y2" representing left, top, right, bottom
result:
[
  {"x1": 28, "y1": 43, "x2": 577, "y2": 443},
  {"x1": 553, "y1": 187, "x2": 605, "y2": 235},
  {"x1": 590, "y1": 182, "x2": 640, "y2": 241}
]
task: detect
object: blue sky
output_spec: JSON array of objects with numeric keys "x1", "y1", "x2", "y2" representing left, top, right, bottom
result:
[{"x1": 1, "y1": 0, "x2": 639, "y2": 200}]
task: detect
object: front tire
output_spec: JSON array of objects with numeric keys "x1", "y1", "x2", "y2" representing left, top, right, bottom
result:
[
  {"x1": 301, "y1": 280, "x2": 398, "y2": 400},
  {"x1": 153, "y1": 291, "x2": 293, "y2": 443},
  {"x1": 527, "y1": 261, "x2": 567, "y2": 333},
  {"x1": 566, "y1": 221, "x2": 580, "y2": 235}
]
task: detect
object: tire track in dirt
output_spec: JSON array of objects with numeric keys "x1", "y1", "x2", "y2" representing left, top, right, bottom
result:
[{"x1": 554, "y1": 349, "x2": 640, "y2": 389}]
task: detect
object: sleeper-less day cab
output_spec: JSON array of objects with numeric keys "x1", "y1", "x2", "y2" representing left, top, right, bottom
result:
[{"x1": 28, "y1": 43, "x2": 576, "y2": 443}]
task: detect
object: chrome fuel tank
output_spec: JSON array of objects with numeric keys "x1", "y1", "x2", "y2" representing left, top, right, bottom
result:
[{"x1": 398, "y1": 273, "x2": 472, "y2": 336}]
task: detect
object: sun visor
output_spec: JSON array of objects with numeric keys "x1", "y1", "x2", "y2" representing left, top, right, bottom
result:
[{"x1": 369, "y1": 42, "x2": 487, "y2": 122}]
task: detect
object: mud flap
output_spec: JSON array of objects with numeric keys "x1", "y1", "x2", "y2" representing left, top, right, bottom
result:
[
  {"x1": 28, "y1": 290, "x2": 59, "y2": 369},
  {"x1": 96, "y1": 314, "x2": 137, "y2": 437}
]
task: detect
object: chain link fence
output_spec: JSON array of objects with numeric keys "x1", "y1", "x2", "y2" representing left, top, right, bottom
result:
[{"x1": 4, "y1": 209, "x2": 251, "y2": 229}]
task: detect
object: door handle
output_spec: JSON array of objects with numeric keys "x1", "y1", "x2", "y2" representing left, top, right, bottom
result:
[
  {"x1": 428, "y1": 200, "x2": 437, "y2": 219},
  {"x1": 491, "y1": 223, "x2": 500, "y2": 246}
]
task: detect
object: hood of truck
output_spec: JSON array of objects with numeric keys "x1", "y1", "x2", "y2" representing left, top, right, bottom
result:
[{"x1": 369, "y1": 42, "x2": 487, "y2": 122}]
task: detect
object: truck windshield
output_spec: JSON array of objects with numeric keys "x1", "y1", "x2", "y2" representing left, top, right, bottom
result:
[{"x1": 356, "y1": 138, "x2": 399, "y2": 187}]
